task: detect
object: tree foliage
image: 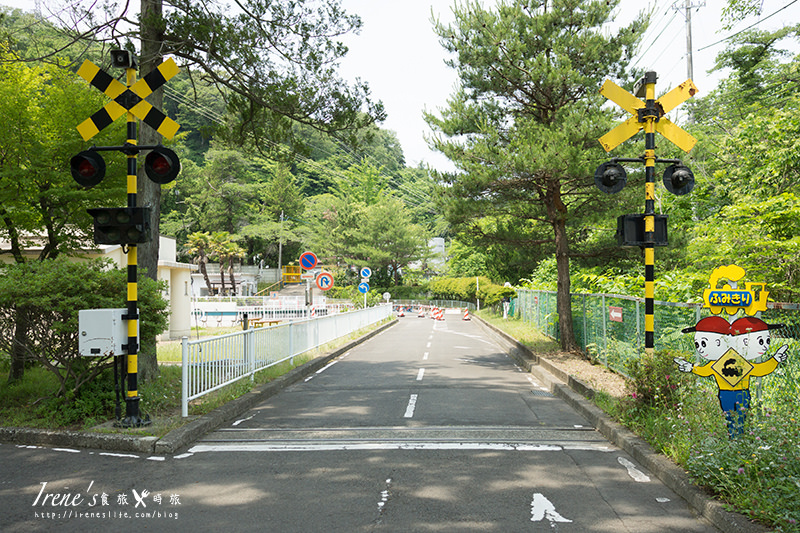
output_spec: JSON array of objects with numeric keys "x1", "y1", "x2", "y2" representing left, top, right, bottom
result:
[
  {"x1": 0, "y1": 259, "x2": 168, "y2": 395},
  {"x1": 426, "y1": 0, "x2": 645, "y2": 350}
]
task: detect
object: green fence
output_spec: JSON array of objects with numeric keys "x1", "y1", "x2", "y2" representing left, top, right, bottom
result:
[{"x1": 514, "y1": 289, "x2": 800, "y2": 379}]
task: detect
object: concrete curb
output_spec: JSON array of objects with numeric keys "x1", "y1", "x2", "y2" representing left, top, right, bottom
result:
[
  {"x1": 1, "y1": 319, "x2": 398, "y2": 456},
  {"x1": 474, "y1": 315, "x2": 768, "y2": 533}
]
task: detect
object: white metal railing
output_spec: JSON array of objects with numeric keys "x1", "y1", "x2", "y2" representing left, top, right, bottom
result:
[{"x1": 181, "y1": 304, "x2": 392, "y2": 416}]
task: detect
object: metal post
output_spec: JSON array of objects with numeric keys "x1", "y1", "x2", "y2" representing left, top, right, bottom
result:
[
  {"x1": 181, "y1": 336, "x2": 188, "y2": 418},
  {"x1": 119, "y1": 65, "x2": 149, "y2": 427},
  {"x1": 643, "y1": 72, "x2": 658, "y2": 357}
]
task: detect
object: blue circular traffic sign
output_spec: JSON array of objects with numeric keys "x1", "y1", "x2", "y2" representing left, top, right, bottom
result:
[
  {"x1": 358, "y1": 282, "x2": 370, "y2": 294},
  {"x1": 299, "y1": 251, "x2": 318, "y2": 270},
  {"x1": 360, "y1": 267, "x2": 372, "y2": 278}
]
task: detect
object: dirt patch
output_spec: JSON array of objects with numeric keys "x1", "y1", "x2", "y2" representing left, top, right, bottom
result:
[{"x1": 540, "y1": 350, "x2": 629, "y2": 399}]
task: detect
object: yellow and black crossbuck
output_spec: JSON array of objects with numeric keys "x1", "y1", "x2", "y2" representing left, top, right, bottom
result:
[{"x1": 76, "y1": 58, "x2": 180, "y2": 141}]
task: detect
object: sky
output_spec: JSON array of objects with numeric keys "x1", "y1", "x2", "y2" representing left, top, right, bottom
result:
[{"x1": 4, "y1": 0, "x2": 800, "y2": 172}]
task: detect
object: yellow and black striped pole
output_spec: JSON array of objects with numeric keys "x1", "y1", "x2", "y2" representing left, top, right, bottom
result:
[
  {"x1": 122, "y1": 65, "x2": 145, "y2": 427},
  {"x1": 642, "y1": 74, "x2": 657, "y2": 356}
]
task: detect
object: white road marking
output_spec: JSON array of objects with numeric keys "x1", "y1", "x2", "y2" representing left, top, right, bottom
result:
[
  {"x1": 378, "y1": 479, "x2": 391, "y2": 510},
  {"x1": 423, "y1": 352, "x2": 429, "y2": 360},
  {"x1": 305, "y1": 352, "x2": 351, "y2": 381},
  {"x1": 147, "y1": 456, "x2": 166, "y2": 461},
  {"x1": 656, "y1": 497, "x2": 671, "y2": 503},
  {"x1": 403, "y1": 394, "x2": 418, "y2": 418},
  {"x1": 99, "y1": 452, "x2": 139, "y2": 459},
  {"x1": 530, "y1": 493, "x2": 572, "y2": 524},
  {"x1": 173, "y1": 453, "x2": 193, "y2": 459},
  {"x1": 187, "y1": 442, "x2": 611, "y2": 453},
  {"x1": 232, "y1": 414, "x2": 255, "y2": 426},
  {"x1": 52, "y1": 448, "x2": 80, "y2": 453},
  {"x1": 618, "y1": 456, "x2": 651, "y2": 482},
  {"x1": 426, "y1": 342, "x2": 431, "y2": 348},
  {"x1": 416, "y1": 368, "x2": 425, "y2": 381}
]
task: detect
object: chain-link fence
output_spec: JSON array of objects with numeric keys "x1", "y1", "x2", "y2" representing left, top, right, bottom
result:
[{"x1": 514, "y1": 289, "x2": 800, "y2": 381}]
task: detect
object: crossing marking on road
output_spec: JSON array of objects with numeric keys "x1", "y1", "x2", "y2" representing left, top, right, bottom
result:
[{"x1": 187, "y1": 442, "x2": 613, "y2": 453}]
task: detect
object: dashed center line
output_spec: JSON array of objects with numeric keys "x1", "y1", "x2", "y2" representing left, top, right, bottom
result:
[
  {"x1": 404, "y1": 394, "x2": 418, "y2": 418},
  {"x1": 416, "y1": 368, "x2": 425, "y2": 381},
  {"x1": 423, "y1": 352, "x2": 429, "y2": 360}
]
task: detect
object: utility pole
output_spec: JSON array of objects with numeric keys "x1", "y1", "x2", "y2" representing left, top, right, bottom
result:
[
  {"x1": 278, "y1": 210, "x2": 284, "y2": 287},
  {"x1": 685, "y1": 0, "x2": 694, "y2": 80},
  {"x1": 675, "y1": 0, "x2": 705, "y2": 82}
]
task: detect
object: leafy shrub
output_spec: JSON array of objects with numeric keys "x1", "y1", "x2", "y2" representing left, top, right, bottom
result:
[
  {"x1": 623, "y1": 348, "x2": 693, "y2": 410},
  {"x1": 0, "y1": 258, "x2": 168, "y2": 398},
  {"x1": 428, "y1": 276, "x2": 516, "y2": 306}
]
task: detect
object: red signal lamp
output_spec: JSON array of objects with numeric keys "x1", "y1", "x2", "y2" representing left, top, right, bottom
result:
[
  {"x1": 144, "y1": 147, "x2": 180, "y2": 184},
  {"x1": 70, "y1": 150, "x2": 106, "y2": 188}
]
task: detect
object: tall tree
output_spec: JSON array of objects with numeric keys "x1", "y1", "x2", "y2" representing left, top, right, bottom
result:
[
  {"x1": 186, "y1": 231, "x2": 213, "y2": 295},
  {"x1": 15, "y1": 0, "x2": 384, "y2": 382},
  {"x1": 359, "y1": 197, "x2": 428, "y2": 285},
  {"x1": 426, "y1": 0, "x2": 643, "y2": 351}
]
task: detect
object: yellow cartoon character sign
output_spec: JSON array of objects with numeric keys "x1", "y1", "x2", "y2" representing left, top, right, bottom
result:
[{"x1": 674, "y1": 266, "x2": 789, "y2": 438}]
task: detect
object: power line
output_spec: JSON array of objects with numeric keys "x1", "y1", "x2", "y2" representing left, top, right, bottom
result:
[{"x1": 698, "y1": 0, "x2": 800, "y2": 51}]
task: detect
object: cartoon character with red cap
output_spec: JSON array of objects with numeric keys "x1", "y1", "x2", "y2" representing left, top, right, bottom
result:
[{"x1": 675, "y1": 316, "x2": 788, "y2": 438}]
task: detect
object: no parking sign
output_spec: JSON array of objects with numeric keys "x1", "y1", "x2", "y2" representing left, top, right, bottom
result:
[{"x1": 299, "y1": 251, "x2": 318, "y2": 270}]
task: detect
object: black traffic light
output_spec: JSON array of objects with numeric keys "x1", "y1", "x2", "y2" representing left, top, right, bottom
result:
[
  {"x1": 594, "y1": 162, "x2": 627, "y2": 194},
  {"x1": 662, "y1": 164, "x2": 695, "y2": 196},
  {"x1": 616, "y1": 214, "x2": 668, "y2": 247},
  {"x1": 144, "y1": 147, "x2": 180, "y2": 184},
  {"x1": 87, "y1": 207, "x2": 151, "y2": 245},
  {"x1": 71, "y1": 150, "x2": 106, "y2": 188}
]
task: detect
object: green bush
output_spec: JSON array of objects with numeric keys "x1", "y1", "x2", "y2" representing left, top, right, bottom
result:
[
  {"x1": 0, "y1": 258, "x2": 168, "y2": 398},
  {"x1": 428, "y1": 276, "x2": 516, "y2": 306},
  {"x1": 623, "y1": 348, "x2": 694, "y2": 410}
]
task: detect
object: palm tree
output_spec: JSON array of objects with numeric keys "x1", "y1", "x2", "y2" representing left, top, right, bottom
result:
[
  {"x1": 221, "y1": 241, "x2": 246, "y2": 295},
  {"x1": 186, "y1": 232, "x2": 213, "y2": 295},
  {"x1": 209, "y1": 231, "x2": 231, "y2": 296}
]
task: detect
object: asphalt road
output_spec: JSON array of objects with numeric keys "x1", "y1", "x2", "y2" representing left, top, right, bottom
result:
[{"x1": 0, "y1": 314, "x2": 719, "y2": 532}]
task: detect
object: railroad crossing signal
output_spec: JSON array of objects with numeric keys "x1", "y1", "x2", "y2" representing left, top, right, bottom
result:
[
  {"x1": 598, "y1": 78, "x2": 698, "y2": 153},
  {"x1": 72, "y1": 51, "x2": 184, "y2": 428},
  {"x1": 70, "y1": 150, "x2": 106, "y2": 187},
  {"x1": 76, "y1": 57, "x2": 180, "y2": 141},
  {"x1": 595, "y1": 71, "x2": 699, "y2": 357}
]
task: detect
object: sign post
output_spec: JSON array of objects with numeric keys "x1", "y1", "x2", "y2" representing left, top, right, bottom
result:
[
  {"x1": 299, "y1": 251, "x2": 318, "y2": 316},
  {"x1": 359, "y1": 267, "x2": 372, "y2": 308}
]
